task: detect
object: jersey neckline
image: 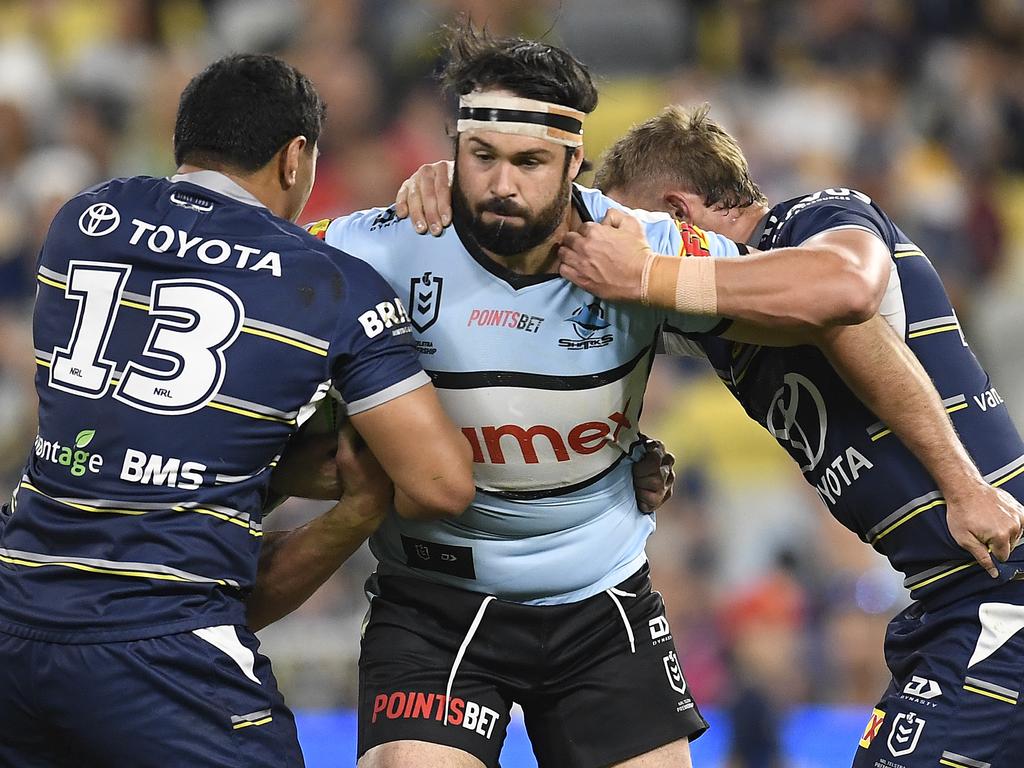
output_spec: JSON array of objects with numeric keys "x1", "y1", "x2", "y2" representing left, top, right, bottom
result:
[{"x1": 451, "y1": 185, "x2": 593, "y2": 290}]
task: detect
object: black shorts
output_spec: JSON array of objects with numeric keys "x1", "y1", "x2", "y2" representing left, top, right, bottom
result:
[{"x1": 358, "y1": 564, "x2": 707, "y2": 768}]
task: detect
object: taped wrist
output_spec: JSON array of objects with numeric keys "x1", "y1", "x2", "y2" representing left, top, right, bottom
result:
[{"x1": 640, "y1": 254, "x2": 718, "y2": 314}]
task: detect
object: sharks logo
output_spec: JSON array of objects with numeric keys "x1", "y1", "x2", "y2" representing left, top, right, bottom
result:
[{"x1": 559, "y1": 301, "x2": 613, "y2": 349}]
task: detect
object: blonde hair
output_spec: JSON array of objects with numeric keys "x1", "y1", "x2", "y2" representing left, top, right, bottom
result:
[{"x1": 594, "y1": 103, "x2": 766, "y2": 210}]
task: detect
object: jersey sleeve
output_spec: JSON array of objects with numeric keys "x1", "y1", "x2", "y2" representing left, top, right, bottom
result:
[
  {"x1": 780, "y1": 190, "x2": 891, "y2": 248},
  {"x1": 306, "y1": 206, "x2": 400, "y2": 265},
  {"x1": 326, "y1": 255, "x2": 429, "y2": 416},
  {"x1": 655, "y1": 219, "x2": 739, "y2": 337}
]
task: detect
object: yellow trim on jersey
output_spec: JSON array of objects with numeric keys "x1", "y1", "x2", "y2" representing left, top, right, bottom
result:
[
  {"x1": 171, "y1": 504, "x2": 263, "y2": 538},
  {"x1": 894, "y1": 249, "x2": 925, "y2": 259},
  {"x1": 20, "y1": 482, "x2": 147, "y2": 516},
  {"x1": 872, "y1": 498, "x2": 946, "y2": 542},
  {"x1": 993, "y1": 463, "x2": 1024, "y2": 489},
  {"x1": 240, "y1": 326, "x2": 328, "y2": 356},
  {"x1": 232, "y1": 716, "x2": 274, "y2": 730},
  {"x1": 33, "y1": 358, "x2": 294, "y2": 427},
  {"x1": 870, "y1": 402, "x2": 968, "y2": 441},
  {"x1": 963, "y1": 684, "x2": 1017, "y2": 705},
  {"x1": 909, "y1": 561, "x2": 976, "y2": 591},
  {"x1": 908, "y1": 324, "x2": 960, "y2": 339},
  {"x1": 36, "y1": 272, "x2": 326, "y2": 357},
  {"x1": 207, "y1": 401, "x2": 295, "y2": 425},
  {"x1": 37, "y1": 274, "x2": 66, "y2": 290},
  {"x1": 0, "y1": 554, "x2": 231, "y2": 586},
  {"x1": 20, "y1": 482, "x2": 261, "y2": 537},
  {"x1": 939, "y1": 761, "x2": 972, "y2": 768}
]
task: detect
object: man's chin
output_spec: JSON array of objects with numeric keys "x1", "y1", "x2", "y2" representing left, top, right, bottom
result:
[{"x1": 473, "y1": 222, "x2": 531, "y2": 255}]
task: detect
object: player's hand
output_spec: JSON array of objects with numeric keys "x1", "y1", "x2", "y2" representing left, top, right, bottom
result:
[
  {"x1": 394, "y1": 160, "x2": 454, "y2": 236},
  {"x1": 945, "y1": 483, "x2": 1024, "y2": 578},
  {"x1": 558, "y1": 208, "x2": 650, "y2": 302},
  {"x1": 329, "y1": 425, "x2": 393, "y2": 531},
  {"x1": 632, "y1": 438, "x2": 676, "y2": 514},
  {"x1": 269, "y1": 432, "x2": 342, "y2": 500}
]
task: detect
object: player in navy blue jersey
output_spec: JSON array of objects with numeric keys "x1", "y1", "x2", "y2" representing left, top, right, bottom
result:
[
  {"x1": 562, "y1": 106, "x2": 1024, "y2": 768},
  {"x1": 396, "y1": 102, "x2": 1024, "y2": 766},
  {"x1": 0, "y1": 54, "x2": 473, "y2": 768}
]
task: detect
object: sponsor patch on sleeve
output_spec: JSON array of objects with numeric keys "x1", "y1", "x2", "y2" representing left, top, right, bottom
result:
[
  {"x1": 305, "y1": 218, "x2": 331, "y2": 241},
  {"x1": 859, "y1": 708, "x2": 886, "y2": 749},
  {"x1": 676, "y1": 221, "x2": 711, "y2": 258}
]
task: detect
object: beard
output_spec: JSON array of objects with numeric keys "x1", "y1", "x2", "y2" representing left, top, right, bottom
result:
[{"x1": 452, "y1": 166, "x2": 571, "y2": 257}]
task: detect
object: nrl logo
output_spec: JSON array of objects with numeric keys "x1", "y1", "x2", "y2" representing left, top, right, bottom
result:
[
  {"x1": 887, "y1": 712, "x2": 925, "y2": 758},
  {"x1": 663, "y1": 651, "x2": 687, "y2": 696},
  {"x1": 409, "y1": 272, "x2": 443, "y2": 332}
]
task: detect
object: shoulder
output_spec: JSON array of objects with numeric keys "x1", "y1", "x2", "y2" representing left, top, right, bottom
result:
[
  {"x1": 771, "y1": 188, "x2": 894, "y2": 247},
  {"x1": 575, "y1": 184, "x2": 738, "y2": 258},
  {"x1": 574, "y1": 184, "x2": 678, "y2": 252},
  {"x1": 305, "y1": 205, "x2": 419, "y2": 255}
]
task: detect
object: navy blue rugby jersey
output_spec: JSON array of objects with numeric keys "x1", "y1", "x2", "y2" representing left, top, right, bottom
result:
[
  {"x1": 0, "y1": 171, "x2": 426, "y2": 641},
  {"x1": 665, "y1": 188, "x2": 1024, "y2": 608}
]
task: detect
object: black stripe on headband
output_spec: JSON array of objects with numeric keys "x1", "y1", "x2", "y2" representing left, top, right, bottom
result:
[{"x1": 458, "y1": 107, "x2": 583, "y2": 135}]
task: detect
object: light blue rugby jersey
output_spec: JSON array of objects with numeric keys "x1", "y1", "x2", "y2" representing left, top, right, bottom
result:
[{"x1": 315, "y1": 185, "x2": 739, "y2": 603}]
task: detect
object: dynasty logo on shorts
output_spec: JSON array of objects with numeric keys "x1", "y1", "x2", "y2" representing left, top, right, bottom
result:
[
  {"x1": 371, "y1": 691, "x2": 501, "y2": 740},
  {"x1": 648, "y1": 616, "x2": 671, "y2": 644},
  {"x1": 858, "y1": 708, "x2": 885, "y2": 749}
]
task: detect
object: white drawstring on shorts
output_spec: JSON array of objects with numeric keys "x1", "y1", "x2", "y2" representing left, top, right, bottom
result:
[
  {"x1": 605, "y1": 587, "x2": 637, "y2": 654},
  {"x1": 444, "y1": 595, "x2": 497, "y2": 726}
]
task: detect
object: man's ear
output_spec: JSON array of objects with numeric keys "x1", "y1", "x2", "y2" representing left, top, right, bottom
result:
[
  {"x1": 278, "y1": 135, "x2": 307, "y2": 190},
  {"x1": 663, "y1": 190, "x2": 691, "y2": 223},
  {"x1": 568, "y1": 146, "x2": 585, "y2": 179}
]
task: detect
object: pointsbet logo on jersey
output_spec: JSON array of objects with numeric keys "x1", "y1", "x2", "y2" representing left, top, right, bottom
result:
[{"x1": 34, "y1": 429, "x2": 104, "y2": 477}]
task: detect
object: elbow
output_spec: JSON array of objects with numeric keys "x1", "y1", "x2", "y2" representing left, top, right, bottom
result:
[
  {"x1": 423, "y1": 475, "x2": 476, "y2": 519},
  {"x1": 818, "y1": 257, "x2": 886, "y2": 327},
  {"x1": 398, "y1": 466, "x2": 475, "y2": 520}
]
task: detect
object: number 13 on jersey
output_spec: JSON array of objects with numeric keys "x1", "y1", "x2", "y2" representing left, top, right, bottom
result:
[{"x1": 49, "y1": 260, "x2": 245, "y2": 415}]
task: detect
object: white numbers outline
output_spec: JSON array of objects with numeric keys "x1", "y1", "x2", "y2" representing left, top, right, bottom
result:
[
  {"x1": 50, "y1": 261, "x2": 245, "y2": 414},
  {"x1": 49, "y1": 261, "x2": 131, "y2": 398}
]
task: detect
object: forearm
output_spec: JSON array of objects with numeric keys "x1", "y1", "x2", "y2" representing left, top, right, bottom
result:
[
  {"x1": 713, "y1": 247, "x2": 877, "y2": 328},
  {"x1": 247, "y1": 501, "x2": 383, "y2": 631},
  {"x1": 817, "y1": 317, "x2": 986, "y2": 496}
]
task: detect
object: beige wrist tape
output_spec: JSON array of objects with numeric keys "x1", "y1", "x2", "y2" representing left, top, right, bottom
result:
[{"x1": 640, "y1": 254, "x2": 718, "y2": 314}]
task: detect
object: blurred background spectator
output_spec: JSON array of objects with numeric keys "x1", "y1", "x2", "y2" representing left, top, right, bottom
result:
[{"x1": 1, "y1": 0, "x2": 1022, "y2": 760}]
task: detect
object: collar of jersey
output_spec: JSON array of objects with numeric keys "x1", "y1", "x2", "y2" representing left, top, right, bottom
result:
[
  {"x1": 167, "y1": 170, "x2": 266, "y2": 209},
  {"x1": 747, "y1": 211, "x2": 772, "y2": 249},
  {"x1": 452, "y1": 185, "x2": 593, "y2": 290}
]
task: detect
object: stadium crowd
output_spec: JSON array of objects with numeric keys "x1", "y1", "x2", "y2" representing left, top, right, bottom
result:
[{"x1": 1, "y1": 0, "x2": 1022, "y2": 760}]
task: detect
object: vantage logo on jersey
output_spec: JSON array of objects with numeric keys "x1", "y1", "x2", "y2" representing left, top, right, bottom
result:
[
  {"x1": 560, "y1": 301, "x2": 613, "y2": 349},
  {"x1": 34, "y1": 429, "x2": 103, "y2": 477}
]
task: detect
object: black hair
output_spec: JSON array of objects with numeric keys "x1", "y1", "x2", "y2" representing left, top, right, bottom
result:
[
  {"x1": 173, "y1": 53, "x2": 325, "y2": 172},
  {"x1": 440, "y1": 25, "x2": 598, "y2": 115}
]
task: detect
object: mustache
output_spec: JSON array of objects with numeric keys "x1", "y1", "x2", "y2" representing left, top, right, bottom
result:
[{"x1": 476, "y1": 197, "x2": 529, "y2": 218}]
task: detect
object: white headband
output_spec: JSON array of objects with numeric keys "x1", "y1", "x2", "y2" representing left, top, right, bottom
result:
[{"x1": 457, "y1": 91, "x2": 585, "y2": 148}]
